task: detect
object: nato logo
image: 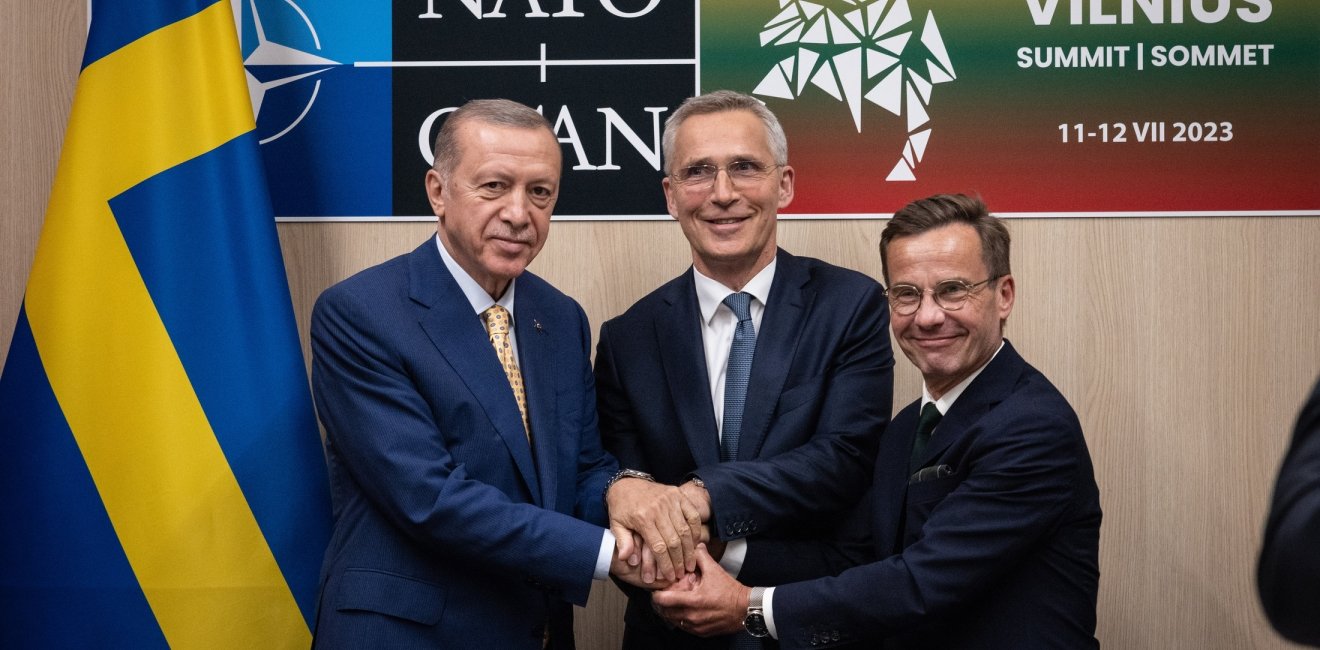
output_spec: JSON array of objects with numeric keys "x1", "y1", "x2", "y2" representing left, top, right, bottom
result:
[{"x1": 238, "y1": 0, "x2": 392, "y2": 217}]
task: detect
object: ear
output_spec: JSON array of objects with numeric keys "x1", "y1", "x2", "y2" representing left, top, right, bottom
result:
[
  {"x1": 425, "y1": 168, "x2": 446, "y2": 219},
  {"x1": 661, "y1": 176, "x2": 679, "y2": 221},
  {"x1": 995, "y1": 274, "x2": 1016, "y2": 322},
  {"x1": 777, "y1": 164, "x2": 795, "y2": 209}
]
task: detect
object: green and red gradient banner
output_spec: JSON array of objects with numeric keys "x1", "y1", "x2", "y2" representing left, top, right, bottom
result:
[{"x1": 701, "y1": 0, "x2": 1319, "y2": 216}]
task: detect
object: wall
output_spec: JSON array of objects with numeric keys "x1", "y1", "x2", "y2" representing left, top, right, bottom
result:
[{"x1": 4, "y1": 2, "x2": 1316, "y2": 647}]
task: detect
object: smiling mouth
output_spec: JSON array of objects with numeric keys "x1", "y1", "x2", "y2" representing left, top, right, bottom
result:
[
  {"x1": 707, "y1": 216, "x2": 747, "y2": 225},
  {"x1": 912, "y1": 335, "x2": 959, "y2": 347}
]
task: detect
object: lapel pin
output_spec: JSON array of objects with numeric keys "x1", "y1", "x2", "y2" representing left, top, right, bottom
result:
[{"x1": 534, "y1": 319, "x2": 544, "y2": 333}]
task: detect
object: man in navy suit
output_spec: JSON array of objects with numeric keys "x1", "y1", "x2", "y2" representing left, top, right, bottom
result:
[
  {"x1": 595, "y1": 90, "x2": 894, "y2": 648},
  {"x1": 309, "y1": 99, "x2": 699, "y2": 649},
  {"x1": 1258, "y1": 375, "x2": 1320, "y2": 646},
  {"x1": 653, "y1": 194, "x2": 1102, "y2": 649}
]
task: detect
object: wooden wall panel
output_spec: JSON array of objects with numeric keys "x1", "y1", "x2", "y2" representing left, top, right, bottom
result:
[{"x1": 5, "y1": 1, "x2": 1318, "y2": 647}]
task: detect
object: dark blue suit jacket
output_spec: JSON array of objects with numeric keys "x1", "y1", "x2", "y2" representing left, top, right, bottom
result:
[
  {"x1": 595, "y1": 250, "x2": 894, "y2": 649},
  {"x1": 1258, "y1": 374, "x2": 1320, "y2": 646},
  {"x1": 775, "y1": 341, "x2": 1101, "y2": 649},
  {"x1": 309, "y1": 240, "x2": 617, "y2": 649}
]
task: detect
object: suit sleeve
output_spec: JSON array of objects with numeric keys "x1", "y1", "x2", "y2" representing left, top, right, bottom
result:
[
  {"x1": 697, "y1": 281, "x2": 893, "y2": 539},
  {"x1": 773, "y1": 400, "x2": 1090, "y2": 648},
  {"x1": 593, "y1": 318, "x2": 649, "y2": 472},
  {"x1": 737, "y1": 487, "x2": 876, "y2": 586},
  {"x1": 1258, "y1": 376, "x2": 1320, "y2": 646},
  {"x1": 571, "y1": 302, "x2": 617, "y2": 526},
  {"x1": 311, "y1": 286, "x2": 603, "y2": 605}
]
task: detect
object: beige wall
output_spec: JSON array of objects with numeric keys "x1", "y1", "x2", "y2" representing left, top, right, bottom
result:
[{"x1": 5, "y1": 2, "x2": 1317, "y2": 647}]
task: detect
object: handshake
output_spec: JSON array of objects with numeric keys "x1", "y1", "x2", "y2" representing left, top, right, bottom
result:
[{"x1": 604, "y1": 473, "x2": 725, "y2": 589}]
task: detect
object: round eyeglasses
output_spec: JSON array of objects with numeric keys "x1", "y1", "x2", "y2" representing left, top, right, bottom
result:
[
  {"x1": 883, "y1": 276, "x2": 1001, "y2": 316},
  {"x1": 669, "y1": 160, "x2": 781, "y2": 191}
]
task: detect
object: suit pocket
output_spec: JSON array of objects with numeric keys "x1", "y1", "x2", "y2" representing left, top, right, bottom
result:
[
  {"x1": 905, "y1": 473, "x2": 960, "y2": 505},
  {"x1": 777, "y1": 377, "x2": 825, "y2": 416},
  {"x1": 335, "y1": 568, "x2": 447, "y2": 625}
]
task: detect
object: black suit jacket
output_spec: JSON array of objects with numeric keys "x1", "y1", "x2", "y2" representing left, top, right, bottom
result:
[
  {"x1": 775, "y1": 341, "x2": 1101, "y2": 649},
  {"x1": 1258, "y1": 374, "x2": 1320, "y2": 646},
  {"x1": 595, "y1": 249, "x2": 894, "y2": 649}
]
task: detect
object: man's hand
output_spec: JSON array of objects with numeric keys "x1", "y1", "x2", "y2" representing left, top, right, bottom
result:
[
  {"x1": 679, "y1": 480, "x2": 723, "y2": 558},
  {"x1": 651, "y1": 544, "x2": 750, "y2": 637},
  {"x1": 606, "y1": 478, "x2": 704, "y2": 582},
  {"x1": 611, "y1": 533, "x2": 677, "y2": 590},
  {"x1": 678, "y1": 479, "x2": 713, "y2": 522}
]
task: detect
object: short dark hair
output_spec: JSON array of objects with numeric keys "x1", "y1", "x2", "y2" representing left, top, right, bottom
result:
[
  {"x1": 431, "y1": 99, "x2": 556, "y2": 178},
  {"x1": 661, "y1": 90, "x2": 788, "y2": 174},
  {"x1": 880, "y1": 194, "x2": 1011, "y2": 283}
]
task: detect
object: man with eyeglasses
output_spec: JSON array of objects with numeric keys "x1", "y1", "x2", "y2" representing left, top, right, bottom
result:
[
  {"x1": 651, "y1": 193, "x2": 1102, "y2": 649},
  {"x1": 594, "y1": 90, "x2": 894, "y2": 648}
]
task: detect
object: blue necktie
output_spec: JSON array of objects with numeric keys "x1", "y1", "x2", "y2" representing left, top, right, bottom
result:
[
  {"x1": 721, "y1": 292, "x2": 755, "y2": 463},
  {"x1": 721, "y1": 292, "x2": 760, "y2": 649}
]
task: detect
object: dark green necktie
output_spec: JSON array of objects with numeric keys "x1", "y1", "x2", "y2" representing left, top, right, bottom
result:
[{"x1": 909, "y1": 402, "x2": 943, "y2": 474}]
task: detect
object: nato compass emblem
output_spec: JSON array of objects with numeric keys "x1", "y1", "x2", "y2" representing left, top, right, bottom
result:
[
  {"x1": 751, "y1": 0, "x2": 956, "y2": 181},
  {"x1": 235, "y1": 0, "x2": 338, "y2": 144}
]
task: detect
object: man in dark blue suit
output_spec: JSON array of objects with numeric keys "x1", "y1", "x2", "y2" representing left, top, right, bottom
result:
[
  {"x1": 595, "y1": 90, "x2": 894, "y2": 649},
  {"x1": 308, "y1": 99, "x2": 697, "y2": 649},
  {"x1": 653, "y1": 194, "x2": 1102, "y2": 649},
  {"x1": 1258, "y1": 375, "x2": 1320, "y2": 646}
]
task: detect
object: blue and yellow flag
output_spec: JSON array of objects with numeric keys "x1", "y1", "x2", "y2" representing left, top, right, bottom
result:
[{"x1": 0, "y1": 1, "x2": 332, "y2": 646}]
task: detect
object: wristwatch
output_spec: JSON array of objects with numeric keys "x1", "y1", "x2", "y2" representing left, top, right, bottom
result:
[
  {"x1": 604, "y1": 468, "x2": 655, "y2": 498},
  {"x1": 743, "y1": 586, "x2": 769, "y2": 638}
]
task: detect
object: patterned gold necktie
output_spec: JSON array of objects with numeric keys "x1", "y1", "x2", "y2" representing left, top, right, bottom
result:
[{"x1": 482, "y1": 305, "x2": 530, "y2": 440}]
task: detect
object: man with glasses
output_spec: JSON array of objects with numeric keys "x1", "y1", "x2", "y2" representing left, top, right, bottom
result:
[
  {"x1": 594, "y1": 90, "x2": 894, "y2": 648},
  {"x1": 651, "y1": 194, "x2": 1102, "y2": 649}
]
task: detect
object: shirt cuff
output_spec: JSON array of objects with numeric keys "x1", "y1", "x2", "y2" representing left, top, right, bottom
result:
[
  {"x1": 594, "y1": 529, "x2": 615, "y2": 581},
  {"x1": 719, "y1": 538, "x2": 748, "y2": 578},
  {"x1": 764, "y1": 586, "x2": 779, "y2": 639}
]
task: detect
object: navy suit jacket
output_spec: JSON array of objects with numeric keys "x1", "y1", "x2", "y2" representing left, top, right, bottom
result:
[
  {"x1": 775, "y1": 341, "x2": 1101, "y2": 649},
  {"x1": 1258, "y1": 374, "x2": 1320, "y2": 645},
  {"x1": 309, "y1": 240, "x2": 617, "y2": 649},
  {"x1": 595, "y1": 249, "x2": 894, "y2": 649}
]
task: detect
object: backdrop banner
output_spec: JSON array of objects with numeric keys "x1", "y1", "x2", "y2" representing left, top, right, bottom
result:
[{"x1": 243, "y1": 0, "x2": 1320, "y2": 219}]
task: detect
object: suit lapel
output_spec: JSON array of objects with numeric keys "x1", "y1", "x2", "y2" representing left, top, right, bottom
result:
[
  {"x1": 409, "y1": 243, "x2": 542, "y2": 503},
  {"x1": 656, "y1": 272, "x2": 722, "y2": 467},
  {"x1": 737, "y1": 250, "x2": 809, "y2": 460},
  {"x1": 876, "y1": 402, "x2": 920, "y2": 554},
  {"x1": 515, "y1": 285, "x2": 558, "y2": 511}
]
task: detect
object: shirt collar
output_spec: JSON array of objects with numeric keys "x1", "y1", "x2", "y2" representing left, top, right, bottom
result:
[
  {"x1": 693, "y1": 258, "x2": 778, "y2": 326},
  {"x1": 922, "y1": 340, "x2": 1005, "y2": 415},
  {"x1": 435, "y1": 233, "x2": 516, "y2": 316}
]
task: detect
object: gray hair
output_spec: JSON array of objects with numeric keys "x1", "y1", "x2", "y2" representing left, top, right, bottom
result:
[{"x1": 661, "y1": 90, "x2": 788, "y2": 173}]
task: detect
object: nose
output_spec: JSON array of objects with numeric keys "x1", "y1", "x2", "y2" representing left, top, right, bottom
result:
[
  {"x1": 912, "y1": 292, "x2": 946, "y2": 329},
  {"x1": 709, "y1": 167, "x2": 738, "y2": 206},
  {"x1": 502, "y1": 188, "x2": 533, "y2": 226}
]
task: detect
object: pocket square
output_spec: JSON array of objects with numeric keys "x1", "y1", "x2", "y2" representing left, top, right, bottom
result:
[{"x1": 909, "y1": 464, "x2": 954, "y2": 484}]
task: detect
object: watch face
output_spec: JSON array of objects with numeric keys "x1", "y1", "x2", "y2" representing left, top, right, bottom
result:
[{"x1": 744, "y1": 612, "x2": 770, "y2": 638}]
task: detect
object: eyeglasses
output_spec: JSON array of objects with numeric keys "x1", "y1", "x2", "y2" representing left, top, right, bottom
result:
[
  {"x1": 669, "y1": 160, "x2": 781, "y2": 190},
  {"x1": 884, "y1": 276, "x2": 1000, "y2": 316}
]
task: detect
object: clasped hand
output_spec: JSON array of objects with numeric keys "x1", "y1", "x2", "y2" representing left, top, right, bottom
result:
[
  {"x1": 649, "y1": 544, "x2": 750, "y2": 637},
  {"x1": 606, "y1": 478, "x2": 711, "y2": 585}
]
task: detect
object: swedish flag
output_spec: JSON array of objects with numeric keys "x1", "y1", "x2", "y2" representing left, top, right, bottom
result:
[{"x1": 0, "y1": 1, "x2": 332, "y2": 646}]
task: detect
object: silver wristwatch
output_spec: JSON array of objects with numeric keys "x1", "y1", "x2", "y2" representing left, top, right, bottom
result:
[{"x1": 743, "y1": 586, "x2": 769, "y2": 638}]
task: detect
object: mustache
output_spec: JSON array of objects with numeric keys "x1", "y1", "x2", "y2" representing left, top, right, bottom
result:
[{"x1": 486, "y1": 225, "x2": 536, "y2": 245}]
